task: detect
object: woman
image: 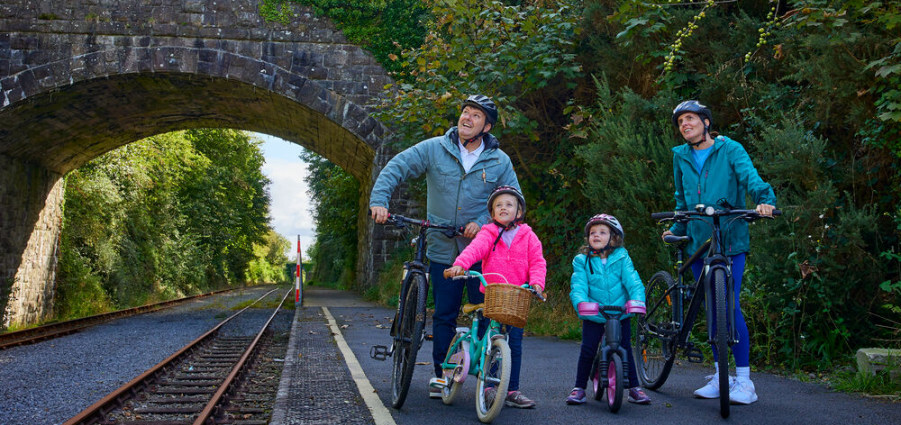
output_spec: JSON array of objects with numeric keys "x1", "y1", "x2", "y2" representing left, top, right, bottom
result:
[{"x1": 662, "y1": 100, "x2": 776, "y2": 405}]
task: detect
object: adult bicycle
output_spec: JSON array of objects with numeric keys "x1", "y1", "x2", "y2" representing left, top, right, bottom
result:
[
  {"x1": 636, "y1": 205, "x2": 780, "y2": 418},
  {"x1": 369, "y1": 213, "x2": 461, "y2": 409},
  {"x1": 440, "y1": 271, "x2": 544, "y2": 423}
]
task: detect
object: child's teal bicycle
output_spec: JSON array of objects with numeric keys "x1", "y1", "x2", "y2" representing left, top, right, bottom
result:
[{"x1": 439, "y1": 271, "x2": 544, "y2": 423}]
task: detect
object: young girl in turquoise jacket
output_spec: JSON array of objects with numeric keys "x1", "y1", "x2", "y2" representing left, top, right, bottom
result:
[{"x1": 566, "y1": 214, "x2": 650, "y2": 406}]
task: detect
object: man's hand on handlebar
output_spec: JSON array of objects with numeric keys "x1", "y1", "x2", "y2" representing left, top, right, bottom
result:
[
  {"x1": 463, "y1": 222, "x2": 480, "y2": 239},
  {"x1": 444, "y1": 266, "x2": 465, "y2": 279},
  {"x1": 371, "y1": 206, "x2": 389, "y2": 224}
]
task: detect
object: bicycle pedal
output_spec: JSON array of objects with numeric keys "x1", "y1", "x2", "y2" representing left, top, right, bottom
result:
[
  {"x1": 685, "y1": 347, "x2": 704, "y2": 363},
  {"x1": 370, "y1": 345, "x2": 390, "y2": 361},
  {"x1": 425, "y1": 333, "x2": 434, "y2": 341}
]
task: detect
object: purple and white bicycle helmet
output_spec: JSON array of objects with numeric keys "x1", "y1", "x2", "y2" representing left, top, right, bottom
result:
[{"x1": 584, "y1": 213, "x2": 624, "y2": 239}]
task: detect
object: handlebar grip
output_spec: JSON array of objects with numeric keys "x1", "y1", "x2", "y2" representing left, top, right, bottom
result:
[{"x1": 651, "y1": 211, "x2": 675, "y2": 220}]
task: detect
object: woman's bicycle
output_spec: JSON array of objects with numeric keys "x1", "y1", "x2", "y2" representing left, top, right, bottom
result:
[
  {"x1": 636, "y1": 205, "x2": 779, "y2": 418},
  {"x1": 439, "y1": 271, "x2": 544, "y2": 424},
  {"x1": 582, "y1": 303, "x2": 630, "y2": 413},
  {"x1": 369, "y1": 213, "x2": 461, "y2": 409}
]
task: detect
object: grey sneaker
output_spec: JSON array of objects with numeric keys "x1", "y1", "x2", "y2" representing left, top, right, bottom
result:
[{"x1": 505, "y1": 390, "x2": 536, "y2": 409}]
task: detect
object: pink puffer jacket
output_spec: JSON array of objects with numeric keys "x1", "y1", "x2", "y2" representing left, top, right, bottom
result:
[{"x1": 452, "y1": 223, "x2": 547, "y2": 292}]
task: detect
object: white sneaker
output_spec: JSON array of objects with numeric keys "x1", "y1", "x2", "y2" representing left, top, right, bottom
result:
[
  {"x1": 729, "y1": 377, "x2": 758, "y2": 405},
  {"x1": 694, "y1": 374, "x2": 734, "y2": 399}
]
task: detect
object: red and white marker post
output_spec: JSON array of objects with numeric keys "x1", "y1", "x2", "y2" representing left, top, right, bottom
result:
[{"x1": 295, "y1": 236, "x2": 303, "y2": 306}]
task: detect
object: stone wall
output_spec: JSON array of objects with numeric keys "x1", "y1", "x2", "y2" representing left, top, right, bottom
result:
[{"x1": 0, "y1": 154, "x2": 63, "y2": 328}]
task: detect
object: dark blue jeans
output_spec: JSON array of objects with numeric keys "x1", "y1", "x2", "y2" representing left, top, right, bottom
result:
[
  {"x1": 691, "y1": 252, "x2": 750, "y2": 367},
  {"x1": 430, "y1": 261, "x2": 486, "y2": 378},
  {"x1": 574, "y1": 318, "x2": 639, "y2": 390}
]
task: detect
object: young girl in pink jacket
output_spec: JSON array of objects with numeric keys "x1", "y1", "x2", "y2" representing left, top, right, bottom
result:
[{"x1": 444, "y1": 185, "x2": 547, "y2": 409}]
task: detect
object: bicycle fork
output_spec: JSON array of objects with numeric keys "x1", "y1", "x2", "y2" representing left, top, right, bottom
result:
[
  {"x1": 702, "y1": 263, "x2": 739, "y2": 347},
  {"x1": 598, "y1": 319, "x2": 630, "y2": 389}
]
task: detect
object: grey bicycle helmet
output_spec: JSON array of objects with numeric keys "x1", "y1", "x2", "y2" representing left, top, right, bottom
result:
[
  {"x1": 462, "y1": 94, "x2": 498, "y2": 125},
  {"x1": 584, "y1": 214, "x2": 624, "y2": 239},
  {"x1": 672, "y1": 100, "x2": 712, "y2": 129}
]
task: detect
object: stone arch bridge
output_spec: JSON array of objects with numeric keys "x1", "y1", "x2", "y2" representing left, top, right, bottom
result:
[{"x1": 0, "y1": 0, "x2": 411, "y2": 328}]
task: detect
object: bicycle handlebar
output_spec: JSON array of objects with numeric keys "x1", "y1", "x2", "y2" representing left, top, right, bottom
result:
[
  {"x1": 452, "y1": 271, "x2": 546, "y2": 302},
  {"x1": 372, "y1": 210, "x2": 464, "y2": 238},
  {"x1": 651, "y1": 207, "x2": 782, "y2": 221}
]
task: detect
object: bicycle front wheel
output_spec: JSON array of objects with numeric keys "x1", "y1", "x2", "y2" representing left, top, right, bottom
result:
[
  {"x1": 390, "y1": 273, "x2": 427, "y2": 409},
  {"x1": 475, "y1": 337, "x2": 511, "y2": 423},
  {"x1": 712, "y1": 267, "x2": 730, "y2": 418},
  {"x1": 607, "y1": 353, "x2": 624, "y2": 413},
  {"x1": 636, "y1": 271, "x2": 677, "y2": 389}
]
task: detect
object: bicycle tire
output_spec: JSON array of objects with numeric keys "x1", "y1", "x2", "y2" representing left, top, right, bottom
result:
[
  {"x1": 390, "y1": 273, "x2": 427, "y2": 409},
  {"x1": 636, "y1": 270, "x2": 677, "y2": 389},
  {"x1": 475, "y1": 337, "x2": 511, "y2": 423},
  {"x1": 713, "y1": 268, "x2": 730, "y2": 418},
  {"x1": 441, "y1": 332, "x2": 468, "y2": 405},
  {"x1": 607, "y1": 353, "x2": 624, "y2": 413}
]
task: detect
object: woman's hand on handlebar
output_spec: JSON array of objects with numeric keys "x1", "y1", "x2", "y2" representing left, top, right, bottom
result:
[
  {"x1": 661, "y1": 230, "x2": 674, "y2": 242},
  {"x1": 755, "y1": 203, "x2": 776, "y2": 217},
  {"x1": 371, "y1": 206, "x2": 389, "y2": 224},
  {"x1": 444, "y1": 266, "x2": 465, "y2": 279}
]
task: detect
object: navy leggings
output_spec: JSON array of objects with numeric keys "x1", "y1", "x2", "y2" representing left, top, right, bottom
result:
[
  {"x1": 574, "y1": 318, "x2": 639, "y2": 390},
  {"x1": 690, "y1": 252, "x2": 750, "y2": 368}
]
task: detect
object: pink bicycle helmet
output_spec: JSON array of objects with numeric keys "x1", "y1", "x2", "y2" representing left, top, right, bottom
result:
[{"x1": 584, "y1": 214, "x2": 624, "y2": 239}]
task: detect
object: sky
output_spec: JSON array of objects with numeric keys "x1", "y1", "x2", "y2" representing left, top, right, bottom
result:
[{"x1": 251, "y1": 133, "x2": 315, "y2": 261}]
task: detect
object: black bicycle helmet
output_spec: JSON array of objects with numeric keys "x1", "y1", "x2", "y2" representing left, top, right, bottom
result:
[
  {"x1": 462, "y1": 94, "x2": 498, "y2": 125},
  {"x1": 672, "y1": 100, "x2": 712, "y2": 129}
]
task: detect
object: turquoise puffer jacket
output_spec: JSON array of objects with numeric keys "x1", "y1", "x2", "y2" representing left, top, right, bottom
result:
[
  {"x1": 669, "y1": 135, "x2": 777, "y2": 256},
  {"x1": 569, "y1": 247, "x2": 645, "y2": 324},
  {"x1": 369, "y1": 127, "x2": 520, "y2": 265}
]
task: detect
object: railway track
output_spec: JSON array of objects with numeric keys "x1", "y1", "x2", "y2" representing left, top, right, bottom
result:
[
  {"x1": 63, "y1": 287, "x2": 292, "y2": 425},
  {"x1": 0, "y1": 289, "x2": 231, "y2": 350}
]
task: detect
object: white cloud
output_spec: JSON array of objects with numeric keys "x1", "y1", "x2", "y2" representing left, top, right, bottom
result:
[{"x1": 253, "y1": 133, "x2": 316, "y2": 260}]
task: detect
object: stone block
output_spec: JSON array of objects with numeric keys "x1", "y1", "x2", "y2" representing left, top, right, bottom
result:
[{"x1": 856, "y1": 348, "x2": 901, "y2": 381}]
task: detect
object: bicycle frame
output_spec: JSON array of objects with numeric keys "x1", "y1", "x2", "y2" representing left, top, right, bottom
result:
[
  {"x1": 596, "y1": 306, "x2": 630, "y2": 389},
  {"x1": 441, "y1": 308, "x2": 506, "y2": 380}
]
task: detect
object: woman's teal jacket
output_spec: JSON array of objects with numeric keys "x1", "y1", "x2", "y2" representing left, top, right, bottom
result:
[{"x1": 669, "y1": 135, "x2": 777, "y2": 256}]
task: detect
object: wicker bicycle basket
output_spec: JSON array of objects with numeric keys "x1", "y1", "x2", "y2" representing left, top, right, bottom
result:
[{"x1": 483, "y1": 283, "x2": 532, "y2": 328}]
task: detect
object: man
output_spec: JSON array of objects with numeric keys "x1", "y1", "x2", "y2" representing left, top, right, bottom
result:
[{"x1": 370, "y1": 94, "x2": 520, "y2": 400}]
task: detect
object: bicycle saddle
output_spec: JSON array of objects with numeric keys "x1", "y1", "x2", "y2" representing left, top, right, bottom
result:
[
  {"x1": 462, "y1": 303, "x2": 484, "y2": 314},
  {"x1": 664, "y1": 234, "x2": 691, "y2": 245}
]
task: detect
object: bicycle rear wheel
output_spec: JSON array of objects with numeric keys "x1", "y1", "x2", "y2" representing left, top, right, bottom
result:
[
  {"x1": 712, "y1": 268, "x2": 730, "y2": 418},
  {"x1": 475, "y1": 337, "x2": 511, "y2": 423},
  {"x1": 390, "y1": 273, "x2": 427, "y2": 409},
  {"x1": 636, "y1": 271, "x2": 677, "y2": 389},
  {"x1": 607, "y1": 353, "x2": 624, "y2": 413},
  {"x1": 441, "y1": 332, "x2": 468, "y2": 405}
]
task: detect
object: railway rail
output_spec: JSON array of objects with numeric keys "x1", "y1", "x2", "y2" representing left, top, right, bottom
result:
[
  {"x1": 0, "y1": 289, "x2": 231, "y2": 350},
  {"x1": 63, "y1": 287, "x2": 292, "y2": 425}
]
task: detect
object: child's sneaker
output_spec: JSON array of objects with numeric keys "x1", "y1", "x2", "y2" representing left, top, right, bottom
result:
[
  {"x1": 565, "y1": 387, "x2": 587, "y2": 405},
  {"x1": 505, "y1": 390, "x2": 536, "y2": 408},
  {"x1": 627, "y1": 387, "x2": 651, "y2": 404},
  {"x1": 729, "y1": 377, "x2": 758, "y2": 405},
  {"x1": 694, "y1": 374, "x2": 734, "y2": 399},
  {"x1": 428, "y1": 377, "x2": 446, "y2": 399}
]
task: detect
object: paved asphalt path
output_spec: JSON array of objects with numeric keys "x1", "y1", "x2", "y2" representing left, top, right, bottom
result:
[{"x1": 303, "y1": 286, "x2": 900, "y2": 425}]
